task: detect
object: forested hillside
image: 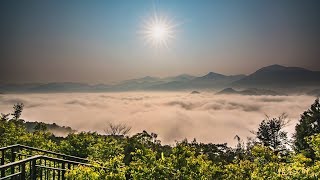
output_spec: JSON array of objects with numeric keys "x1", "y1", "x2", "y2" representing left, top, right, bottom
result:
[{"x1": 1, "y1": 100, "x2": 320, "y2": 179}]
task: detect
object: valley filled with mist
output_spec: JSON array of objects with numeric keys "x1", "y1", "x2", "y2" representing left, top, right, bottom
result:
[{"x1": 0, "y1": 92, "x2": 316, "y2": 146}]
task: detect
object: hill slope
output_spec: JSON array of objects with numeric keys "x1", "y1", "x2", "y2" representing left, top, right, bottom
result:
[{"x1": 233, "y1": 64, "x2": 320, "y2": 88}]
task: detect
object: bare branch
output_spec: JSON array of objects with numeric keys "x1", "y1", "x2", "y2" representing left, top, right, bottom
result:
[{"x1": 104, "y1": 122, "x2": 131, "y2": 136}]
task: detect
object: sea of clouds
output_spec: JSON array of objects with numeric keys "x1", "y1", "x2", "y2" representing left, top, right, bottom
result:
[{"x1": 0, "y1": 92, "x2": 316, "y2": 146}]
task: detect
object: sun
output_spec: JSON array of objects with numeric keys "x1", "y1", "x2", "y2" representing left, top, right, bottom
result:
[
  {"x1": 151, "y1": 23, "x2": 167, "y2": 40},
  {"x1": 141, "y1": 13, "x2": 177, "y2": 48}
]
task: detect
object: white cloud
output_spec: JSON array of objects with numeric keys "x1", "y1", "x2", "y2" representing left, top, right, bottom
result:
[{"x1": 0, "y1": 92, "x2": 315, "y2": 146}]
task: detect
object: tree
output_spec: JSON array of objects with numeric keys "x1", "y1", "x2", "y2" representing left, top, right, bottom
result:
[
  {"x1": 307, "y1": 134, "x2": 320, "y2": 160},
  {"x1": 252, "y1": 114, "x2": 289, "y2": 150},
  {"x1": 294, "y1": 98, "x2": 320, "y2": 159},
  {"x1": 105, "y1": 122, "x2": 131, "y2": 136},
  {"x1": 0, "y1": 113, "x2": 10, "y2": 121},
  {"x1": 34, "y1": 122, "x2": 48, "y2": 132},
  {"x1": 129, "y1": 144, "x2": 222, "y2": 179},
  {"x1": 11, "y1": 103, "x2": 24, "y2": 120},
  {"x1": 59, "y1": 132, "x2": 100, "y2": 158},
  {"x1": 233, "y1": 135, "x2": 246, "y2": 160}
]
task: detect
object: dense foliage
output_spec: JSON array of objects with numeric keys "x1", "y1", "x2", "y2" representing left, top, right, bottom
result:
[
  {"x1": 0, "y1": 99, "x2": 320, "y2": 179},
  {"x1": 294, "y1": 98, "x2": 320, "y2": 160}
]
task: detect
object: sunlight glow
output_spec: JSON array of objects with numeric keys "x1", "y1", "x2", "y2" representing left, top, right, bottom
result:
[
  {"x1": 151, "y1": 24, "x2": 167, "y2": 40},
  {"x1": 141, "y1": 13, "x2": 177, "y2": 48}
]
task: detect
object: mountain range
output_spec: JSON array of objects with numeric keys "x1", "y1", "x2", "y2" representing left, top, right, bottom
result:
[
  {"x1": 216, "y1": 88, "x2": 286, "y2": 96},
  {"x1": 232, "y1": 65, "x2": 320, "y2": 88},
  {"x1": 1, "y1": 64, "x2": 320, "y2": 94}
]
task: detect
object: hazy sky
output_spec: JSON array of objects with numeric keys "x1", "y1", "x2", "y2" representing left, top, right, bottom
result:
[{"x1": 1, "y1": 0, "x2": 320, "y2": 84}]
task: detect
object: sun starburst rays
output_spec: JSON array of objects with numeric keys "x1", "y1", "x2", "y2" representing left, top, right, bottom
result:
[{"x1": 140, "y1": 13, "x2": 177, "y2": 48}]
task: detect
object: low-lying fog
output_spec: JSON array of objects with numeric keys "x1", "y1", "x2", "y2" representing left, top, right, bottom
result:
[{"x1": 0, "y1": 92, "x2": 316, "y2": 146}]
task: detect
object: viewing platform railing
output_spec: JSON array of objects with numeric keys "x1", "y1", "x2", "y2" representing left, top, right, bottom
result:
[{"x1": 0, "y1": 144, "x2": 91, "y2": 180}]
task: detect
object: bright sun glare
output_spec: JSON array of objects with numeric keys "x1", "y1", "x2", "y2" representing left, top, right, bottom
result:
[
  {"x1": 152, "y1": 24, "x2": 167, "y2": 40},
  {"x1": 141, "y1": 13, "x2": 177, "y2": 48}
]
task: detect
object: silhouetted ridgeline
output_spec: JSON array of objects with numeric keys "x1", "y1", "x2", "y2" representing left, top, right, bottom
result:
[
  {"x1": 1, "y1": 65, "x2": 320, "y2": 93},
  {"x1": 232, "y1": 64, "x2": 320, "y2": 88},
  {"x1": 216, "y1": 88, "x2": 286, "y2": 96}
]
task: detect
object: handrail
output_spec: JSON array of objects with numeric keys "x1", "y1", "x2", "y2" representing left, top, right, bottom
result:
[
  {"x1": 42, "y1": 156, "x2": 91, "y2": 166},
  {"x1": 0, "y1": 144, "x2": 19, "y2": 151},
  {"x1": 0, "y1": 145, "x2": 96, "y2": 180},
  {"x1": 0, "y1": 144, "x2": 88, "y2": 162},
  {"x1": 36, "y1": 165, "x2": 66, "y2": 171},
  {"x1": 0, "y1": 155, "x2": 91, "y2": 170},
  {"x1": 0, "y1": 155, "x2": 42, "y2": 169},
  {"x1": 18, "y1": 144, "x2": 88, "y2": 162},
  {"x1": 0, "y1": 172, "x2": 21, "y2": 180}
]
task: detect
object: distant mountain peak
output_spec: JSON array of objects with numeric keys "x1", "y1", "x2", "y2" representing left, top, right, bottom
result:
[
  {"x1": 165, "y1": 74, "x2": 195, "y2": 79},
  {"x1": 202, "y1": 72, "x2": 225, "y2": 79},
  {"x1": 216, "y1": 87, "x2": 285, "y2": 96},
  {"x1": 216, "y1": 88, "x2": 237, "y2": 94},
  {"x1": 232, "y1": 64, "x2": 320, "y2": 88},
  {"x1": 263, "y1": 64, "x2": 285, "y2": 70},
  {"x1": 207, "y1": 72, "x2": 223, "y2": 76},
  {"x1": 259, "y1": 64, "x2": 308, "y2": 72},
  {"x1": 141, "y1": 76, "x2": 158, "y2": 80}
]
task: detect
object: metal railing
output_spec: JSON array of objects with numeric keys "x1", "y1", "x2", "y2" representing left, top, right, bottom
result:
[
  {"x1": 0, "y1": 144, "x2": 91, "y2": 180},
  {"x1": 0, "y1": 144, "x2": 88, "y2": 163}
]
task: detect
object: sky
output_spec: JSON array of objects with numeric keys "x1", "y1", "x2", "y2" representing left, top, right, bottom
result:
[{"x1": 1, "y1": 0, "x2": 320, "y2": 84}]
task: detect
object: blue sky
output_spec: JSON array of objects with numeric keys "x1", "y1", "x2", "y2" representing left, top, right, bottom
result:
[{"x1": 1, "y1": 0, "x2": 320, "y2": 83}]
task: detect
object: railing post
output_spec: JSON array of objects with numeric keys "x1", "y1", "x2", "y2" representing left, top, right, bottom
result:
[
  {"x1": 53, "y1": 161, "x2": 56, "y2": 180},
  {"x1": 31, "y1": 159, "x2": 36, "y2": 180},
  {"x1": 62, "y1": 163, "x2": 65, "y2": 180},
  {"x1": 11, "y1": 147, "x2": 15, "y2": 175},
  {"x1": 1, "y1": 150, "x2": 5, "y2": 177},
  {"x1": 18, "y1": 145, "x2": 21, "y2": 161},
  {"x1": 58, "y1": 168, "x2": 60, "y2": 180},
  {"x1": 21, "y1": 162, "x2": 26, "y2": 180},
  {"x1": 40, "y1": 159, "x2": 42, "y2": 180}
]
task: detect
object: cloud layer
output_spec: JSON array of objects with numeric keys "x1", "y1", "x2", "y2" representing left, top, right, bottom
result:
[{"x1": 0, "y1": 92, "x2": 316, "y2": 146}]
